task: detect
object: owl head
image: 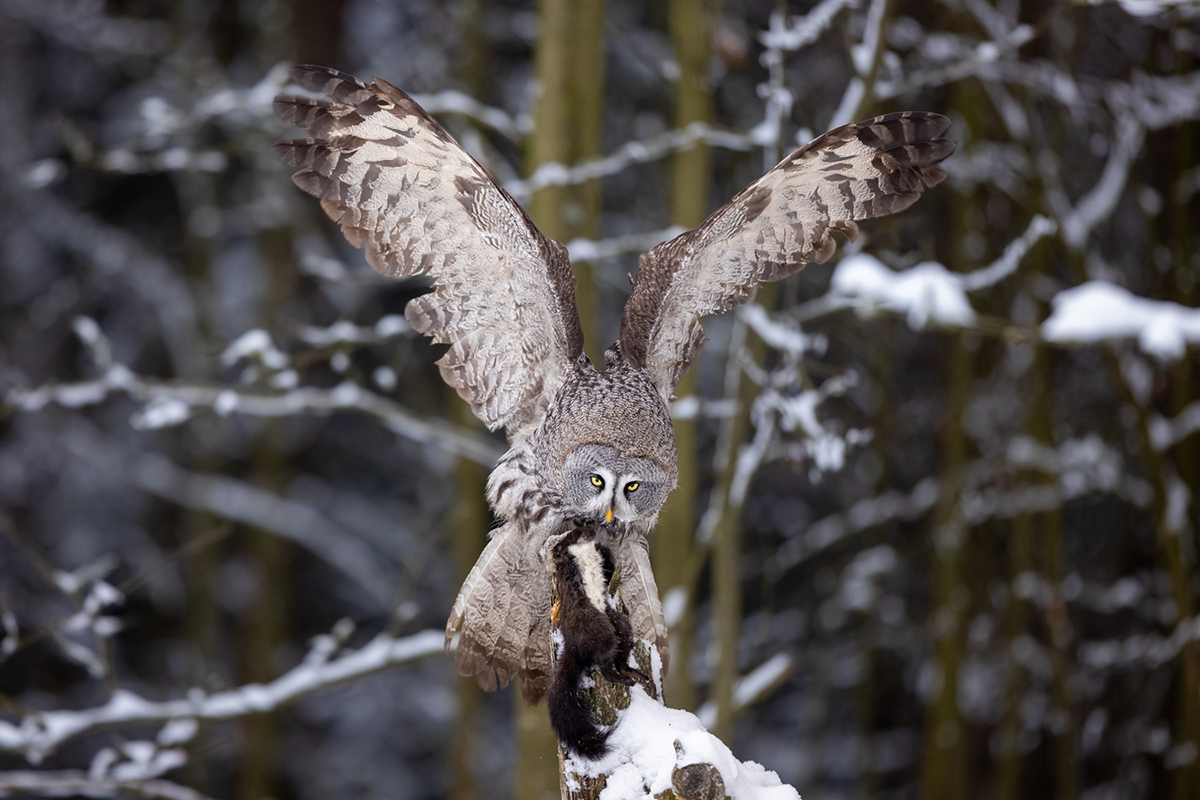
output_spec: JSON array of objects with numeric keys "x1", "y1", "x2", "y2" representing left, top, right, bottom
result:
[
  {"x1": 561, "y1": 443, "x2": 673, "y2": 527},
  {"x1": 541, "y1": 360, "x2": 678, "y2": 529}
]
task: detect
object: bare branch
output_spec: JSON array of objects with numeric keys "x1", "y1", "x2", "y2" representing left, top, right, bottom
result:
[
  {"x1": 0, "y1": 771, "x2": 218, "y2": 800},
  {"x1": 1151, "y1": 402, "x2": 1200, "y2": 453},
  {"x1": 504, "y1": 122, "x2": 754, "y2": 201},
  {"x1": 5, "y1": 361, "x2": 503, "y2": 467},
  {"x1": 961, "y1": 215, "x2": 1058, "y2": 292},
  {"x1": 411, "y1": 90, "x2": 532, "y2": 141},
  {"x1": 0, "y1": 628, "x2": 445, "y2": 761}
]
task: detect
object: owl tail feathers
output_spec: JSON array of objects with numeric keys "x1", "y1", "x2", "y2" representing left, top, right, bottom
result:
[{"x1": 444, "y1": 527, "x2": 552, "y2": 704}]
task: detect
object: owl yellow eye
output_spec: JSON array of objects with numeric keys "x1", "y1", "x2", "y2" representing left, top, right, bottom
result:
[
  {"x1": 625, "y1": 481, "x2": 639, "y2": 493},
  {"x1": 590, "y1": 475, "x2": 604, "y2": 488}
]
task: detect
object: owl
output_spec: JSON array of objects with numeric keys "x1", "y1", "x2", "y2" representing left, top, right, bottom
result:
[{"x1": 273, "y1": 65, "x2": 953, "y2": 704}]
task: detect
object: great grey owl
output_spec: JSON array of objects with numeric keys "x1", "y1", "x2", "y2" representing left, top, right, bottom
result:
[{"x1": 273, "y1": 65, "x2": 954, "y2": 703}]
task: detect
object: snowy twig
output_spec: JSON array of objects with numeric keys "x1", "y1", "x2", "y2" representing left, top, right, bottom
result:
[
  {"x1": 752, "y1": 12, "x2": 795, "y2": 162},
  {"x1": 0, "y1": 771, "x2": 217, "y2": 800},
  {"x1": 875, "y1": 26, "x2": 1040, "y2": 102},
  {"x1": 961, "y1": 215, "x2": 1058, "y2": 292},
  {"x1": 696, "y1": 653, "x2": 793, "y2": 728},
  {"x1": 738, "y1": 303, "x2": 827, "y2": 359},
  {"x1": 828, "y1": 0, "x2": 890, "y2": 128},
  {"x1": 1150, "y1": 402, "x2": 1200, "y2": 453},
  {"x1": 292, "y1": 315, "x2": 410, "y2": 347},
  {"x1": 566, "y1": 226, "x2": 687, "y2": 264},
  {"x1": 776, "y1": 478, "x2": 941, "y2": 569},
  {"x1": 1080, "y1": 616, "x2": 1200, "y2": 671},
  {"x1": 505, "y1": 122, "x2": 753, "y2": 201},
  {"x1": 1057, "y1": 114, "x2": 1145, "y2": 251},
  {"x1": 729, "y1": 399, "x2": 777, "y2": 509},
  {"x1": 1047, "y1": 71, "x2": 1200, "y2": 252},
  {"x1": 758, "y1": 0, "x2": 856, "y2": 52},
  {"x1": 411, "y1": 90, "x2": 532, "y2": 140},
  {"x1": 0, "y1": 628, "x2": 445, "y2": 761},
  {"x1": 5, "y1": 342, "x2": 503, "y2": 468}
]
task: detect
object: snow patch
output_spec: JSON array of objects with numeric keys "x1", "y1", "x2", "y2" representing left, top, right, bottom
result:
[
  {"x1": 569, "y1": 687, "x2": 800, "y2": 800},
  {"x1": 831, "y1": 254, "x2": 976, "y2": 328},
  {"x1": 1041, "y1": 280, "x2": 1200, "y2": 360},
  {"x1": 132, "y1": 397, "x2": 192, "y2": 430}
]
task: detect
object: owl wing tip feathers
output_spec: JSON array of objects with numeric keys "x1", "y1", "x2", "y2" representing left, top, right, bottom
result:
[{"x1": 620, "y1": 110, "x2": 954, "y2": 397}]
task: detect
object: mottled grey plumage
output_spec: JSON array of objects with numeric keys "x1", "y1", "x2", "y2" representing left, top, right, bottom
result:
[
  {"x1": 620, "y1": 110, "x2": 955, "y2": 399},
  {"x1": 274, "y1": 66, "x2": 953, "y2": 704}
]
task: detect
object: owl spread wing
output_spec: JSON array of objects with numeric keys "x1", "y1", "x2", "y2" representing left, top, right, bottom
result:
[
  {"x1": 619, "y1": 111, "x2": 955, "y2": 399},
  {"x1": 273, "y1": 66, "x2": 583, "y2": 439}
]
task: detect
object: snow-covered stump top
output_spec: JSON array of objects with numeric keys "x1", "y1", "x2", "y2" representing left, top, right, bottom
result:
[{"x1": 546, "y1": 538, "x2": 801, "y2": 800}]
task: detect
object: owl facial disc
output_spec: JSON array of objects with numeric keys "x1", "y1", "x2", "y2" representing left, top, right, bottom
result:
[{"x1": 561, "y1": 444, "x2": 671, "y2": 528}]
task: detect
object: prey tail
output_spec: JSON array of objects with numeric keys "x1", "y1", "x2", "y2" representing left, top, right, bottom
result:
[{"x1": 548, "y1": 650, "x2": 611, "y2": 760}]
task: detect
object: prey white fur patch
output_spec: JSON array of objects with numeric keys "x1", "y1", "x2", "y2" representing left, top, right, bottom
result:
[{"x1": 568, "y1": 541, "x2": 608, "y2": 612}]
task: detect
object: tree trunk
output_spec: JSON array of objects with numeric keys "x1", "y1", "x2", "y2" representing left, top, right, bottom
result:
[
  {"x1": 706, "y1": 282, "x2": 777, "y2": 744},
  {"x1": 919, "y1": 334, "x2": 971, "y2": 800},
  {"x1": 526, "y1": 0, "x2": 607, "y2": 365},
  {"x1": 522, "y1": 0, "x2": 608, "y2": 795},
  {"x1": 652, "y1": 0, "x2": 718, "y2": 714}
]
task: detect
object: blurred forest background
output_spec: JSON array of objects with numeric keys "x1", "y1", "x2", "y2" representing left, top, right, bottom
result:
[{"x1": 2, "y1": 0, "x2": 1200, "y2": 799}]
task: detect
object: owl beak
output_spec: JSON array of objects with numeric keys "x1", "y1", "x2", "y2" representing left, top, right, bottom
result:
[{"x1": 605, "y1": 507, "x2": 613, "y2": 524}]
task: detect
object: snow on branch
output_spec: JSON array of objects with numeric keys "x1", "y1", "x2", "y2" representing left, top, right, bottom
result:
[
  {"x1": 1151, "y1": 402, "x2": 1200, "y2": 453},
  {"x1": 1041, "y1": 281, "x2": 1200, "y2": 361},
  {"x1": 875, "y1": 25, "x2": 1039, "y2": 102},
  {"x1": 758, "y1": 0, "x2": 855, "y2": 52},
  {"x1": 566, "y1": 687, "x2": 800, "y2": 800},
  {"x1": 752, "y1": 11, "x2": 797, "y2": 157},
  {"x1": 566, "y1": 226, "x2": 687, "y2": 263},
  {"x1": 1056, "y1": 114, "x2": 1144, "y2": 251},
  {"x1": 776, "y1": 478, "x2": 942, "y2": 569},
  {"x1": 97, "y1": 65, "x2": 292, "y2": 177},
  {"x1": 762, "y1": 373, "x2": 871, "y2": 478},
  {"x1": 293, "y1": 315, "x2": 411, "y2": 346},
  {"x1": 3, "y1": 319, "x2": 503, "y2": 467},
  {"x1": 830, "y1": 253, "x2": 977, "y2": 328},
  {"x1": 1050, "y1": 71, "x2": 1200, "y2": 252},
  {"x1": 410, "y1": 90, "x2": 532, "y2": 141},
  {"x1": 0, "y1": 771, "x2": 217, "y2": 800},
  {"x1": 0, "y1": 628, "x2": 445, "y2": 762},
  {"x1": 738, "y1": 304, "x2": 827, "y2": 359},
  {"x1": 828, "y1": 0, "x2": 890, "y2": 128},
  {"x1": 960, "y1": 215, "x2": 1058, "y2": 292},
  {"x1": 505, "y1": 122, "x2": 754, "y2": 201},
  {"x1": 8, "y1": 370, "x2": 501, "y2": 465},
  {"x1": 1080, "y1": 615, "x2": 1200, "y2": 671},
  {"x1": 696, "y1": 653, "x2": 793, "y2": 729}
]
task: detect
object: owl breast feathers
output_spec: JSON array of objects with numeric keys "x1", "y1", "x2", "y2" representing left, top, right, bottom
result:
[{"x1": 273, "y1": 65, "x2": 954, "y2": 703}]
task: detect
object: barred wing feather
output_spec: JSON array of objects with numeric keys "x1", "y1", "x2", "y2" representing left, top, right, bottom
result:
[
  {"x1": 273, "y1": 65, "x2": 583, "y2": 440},
  {"x1": 620, "y1": 111, "x2": 955, "y2": 399}
]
